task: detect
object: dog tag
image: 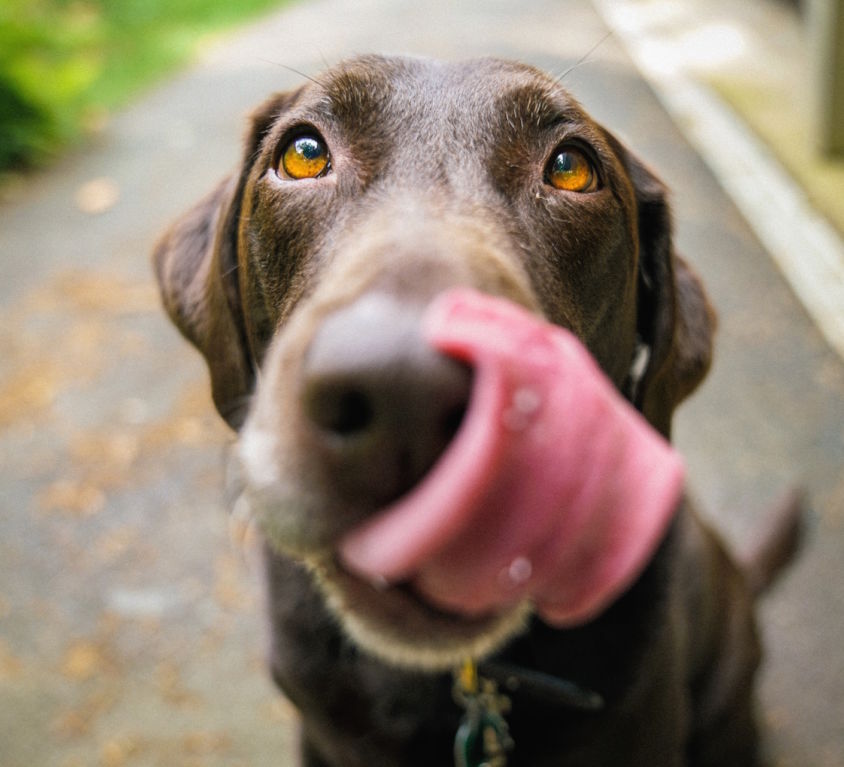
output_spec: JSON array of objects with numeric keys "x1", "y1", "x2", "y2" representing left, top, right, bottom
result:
[{"x1": 453, "y1": 659, "x2": 513, "y2": 767}]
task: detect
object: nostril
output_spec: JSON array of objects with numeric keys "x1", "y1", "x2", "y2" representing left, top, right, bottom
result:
[
  {"x1": 306, "y1": 383, "x2": 375, "y2": 438},
  {"x1": 299, "y1": 294, "x2": 474, "y2": 507},
  {"x1": 442, "y1": 401, "x2": 468, "y2": 443}
]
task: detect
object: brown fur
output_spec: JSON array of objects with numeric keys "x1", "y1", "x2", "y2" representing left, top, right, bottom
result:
[{"x1": 153, "y1": 56, "x2": 800, "y2": 766}]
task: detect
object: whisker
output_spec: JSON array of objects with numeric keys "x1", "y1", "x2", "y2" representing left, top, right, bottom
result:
[
  {"x1": 257, "y1": 58, "x2": 326, "y2": 88},
  {"x1": 556, "y1": 30, "x2": 614, "y2": 83}
]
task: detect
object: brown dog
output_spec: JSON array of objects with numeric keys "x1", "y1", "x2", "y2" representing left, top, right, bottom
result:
[{"x1": 154, "y1": 55, "x2": 799, "y2": 766}]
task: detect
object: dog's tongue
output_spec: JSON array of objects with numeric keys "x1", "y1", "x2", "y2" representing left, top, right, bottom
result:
[{"x1": 339, "y1": 289, "x2": 684, "y2": 627}]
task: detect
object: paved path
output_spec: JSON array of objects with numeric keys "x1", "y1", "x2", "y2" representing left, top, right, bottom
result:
[{"x1": 1, "y1": 1, "x2": 842, "y2": 765}]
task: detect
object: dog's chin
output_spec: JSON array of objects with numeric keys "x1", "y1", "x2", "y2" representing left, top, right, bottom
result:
[{"x1": 303, "y1": 555, "x2": 532, "y2": 672}]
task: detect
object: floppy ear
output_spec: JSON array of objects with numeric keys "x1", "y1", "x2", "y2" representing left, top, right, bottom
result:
[
  {"x1": 152, "y1": 91, "x2": 300, "y2": 429},
  {"x1": 621, "y1": 151, "x2": 717, "y2": 438}
]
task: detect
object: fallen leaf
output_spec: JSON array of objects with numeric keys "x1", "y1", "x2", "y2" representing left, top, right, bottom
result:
[
  {"x1": 100, "y1": 736, "x2": 139, "y2": 767},
  {"x1": 0, "y1": 362, "x2": 59, "y2": 427},
  {"x1": 52, "y1": 708, "x2": 91, "y2": 738},
  {"x1": 70, "y1": 432, "x2": 140, "y2": 473},
  {"x1": 51, "y1": 688, "x2": 117, "y2": 739},
  {"x1": 156, "y1": 662, "x2": 202, "y2": 708},
  {"x1": 57, "y1": 272, "x2": 159, "y2": 315},
  {"x1": 61, "y1": 640, "x2": 105, "y2": 681},
  {"x1": 93, "y1": 527, "x2": 138, "y2": 563},
  {"x1": 181, "y1": 730, "x2": 231, "y2": 756},
  {"x1": 0, "y1": 639, "x2": 22, "y2": 680},
  {"x1": 38, "y1": 479, "x2": 106, "y2": 517},
  {"x1": 75, "y1": 177, "x2": 120, "y2": 215},
  {"x1": 213, "y1": 554, "x2": 250, "y2": 610}
]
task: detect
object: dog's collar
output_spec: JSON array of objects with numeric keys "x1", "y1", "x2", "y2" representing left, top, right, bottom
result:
[
  {"x1": 452, "y1": 659, "x2": 604, "y2": 767},
  {"x1": 623, "y1": 338, "x2": 651, "y2": 405},
  {"x1": 478, "y1": 659, "x2": 604, "y2": 711}
]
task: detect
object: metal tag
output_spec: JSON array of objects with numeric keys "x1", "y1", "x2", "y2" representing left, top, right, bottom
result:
[{"x1": 453, "y1": 660, "x2": 513, "y2": 767}]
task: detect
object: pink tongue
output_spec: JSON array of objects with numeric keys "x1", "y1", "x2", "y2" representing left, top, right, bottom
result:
[{"x1": 339, "y1": 289, "x2": 684, "y2": 627}]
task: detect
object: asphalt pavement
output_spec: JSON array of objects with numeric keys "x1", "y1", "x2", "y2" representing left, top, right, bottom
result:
[{"x1": 1, "y1": 1, "x2": 842, "y2": 765}]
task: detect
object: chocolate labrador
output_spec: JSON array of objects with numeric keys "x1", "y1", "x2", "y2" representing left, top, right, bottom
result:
[{"x1": 153, "y1": 55, "x2": 800, "y2": 766}]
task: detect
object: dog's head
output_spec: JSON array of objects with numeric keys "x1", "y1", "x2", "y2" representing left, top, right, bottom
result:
[{"x1": 154, "y1": 55, "x2": 714, "y2": 669}]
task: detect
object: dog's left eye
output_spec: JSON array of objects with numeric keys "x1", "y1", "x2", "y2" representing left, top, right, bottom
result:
[
  {"x1": 278, "y1": 135, "x2": 330, "y2": 179},
  {"x1": 546, "y1": 147, "x2": 598, "y2": 193}
]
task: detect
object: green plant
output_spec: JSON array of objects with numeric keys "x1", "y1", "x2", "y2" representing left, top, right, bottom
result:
[
  {"x1": 0, "y1": 0, "x2": 104, "y2": 167},
  {"x1": 0, "y1": 0, "x2": 289, "y2": 171}
]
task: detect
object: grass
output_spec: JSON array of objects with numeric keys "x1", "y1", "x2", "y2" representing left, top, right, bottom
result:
[{"x1": 0, "y1": 0, "x2": 294, "y2": 171}]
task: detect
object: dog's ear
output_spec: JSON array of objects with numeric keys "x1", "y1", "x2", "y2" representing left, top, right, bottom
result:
[
  {"x1": 619, "y1": 148, "x2": 717, "y2": 438},
  {"x1": 153, "y1": 90, "x2": 300, "y2": 429}
]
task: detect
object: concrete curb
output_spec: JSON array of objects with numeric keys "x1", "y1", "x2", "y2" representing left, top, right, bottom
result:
[{"x1": 595, "y1": 0, "x2": 844, "y2": 361}]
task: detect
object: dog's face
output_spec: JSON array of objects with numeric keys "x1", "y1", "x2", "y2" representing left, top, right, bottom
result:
[{"x1": 154, "y1": 55, "x2": 714, "y2": 669}]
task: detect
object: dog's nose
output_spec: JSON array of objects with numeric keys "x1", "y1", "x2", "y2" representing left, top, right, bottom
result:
[{"x1": 301, "y1": 294, "x2": 472, "y2": 508}]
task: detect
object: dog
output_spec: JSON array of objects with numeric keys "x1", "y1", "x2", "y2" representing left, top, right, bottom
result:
[{"x1": 153, "y1": 55, "x2": 801, "y2": 766}]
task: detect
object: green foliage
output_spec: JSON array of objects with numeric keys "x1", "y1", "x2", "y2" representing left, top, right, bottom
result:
[
  {"x1": 0, "y1": 0, "x2": 289, "y2": 171},
  {"x1": 0, "y1": 0, "x2": 100, "y2": 167}
]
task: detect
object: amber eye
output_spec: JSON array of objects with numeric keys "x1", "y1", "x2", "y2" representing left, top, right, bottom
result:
[
  {"x1": 279, "y1": 135, "x2": 330, "y2": 179},
  {"x1": 546, "y1": 147, "x2": 598, "y2": 192}
]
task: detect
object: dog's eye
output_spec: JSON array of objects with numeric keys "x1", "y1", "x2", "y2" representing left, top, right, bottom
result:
[
  {"x1": 279, "y1": 135, "x2": 330, "y2": 179},
  {"x1": 546, "y1": 147, "x2": 598, "y2": 193}
]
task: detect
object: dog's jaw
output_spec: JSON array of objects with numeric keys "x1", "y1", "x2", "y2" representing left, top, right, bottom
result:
[
  {"x1": 306, "y1": 555, "x2": 533, "y2": 671},
  {"x1": 236, "y1": 415, "x2": 533, "y2": 671}
]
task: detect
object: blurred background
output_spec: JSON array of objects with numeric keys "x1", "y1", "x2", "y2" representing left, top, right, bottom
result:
[{"x1": 1, "y1": 0, "x2": 842, "y2": 765}]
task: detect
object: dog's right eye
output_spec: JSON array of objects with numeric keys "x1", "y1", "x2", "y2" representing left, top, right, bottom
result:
[
  {"x1": 545, "y1": 146, "x2": 598, "y2": 193},
  {"x1": 278, "y1": 135, "x2": 330, "y2": 180}
]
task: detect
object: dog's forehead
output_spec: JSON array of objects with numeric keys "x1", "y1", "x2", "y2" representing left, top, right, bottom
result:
[{"x1": 313, "y1": 55, "x2": 587, "y2": 131}]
